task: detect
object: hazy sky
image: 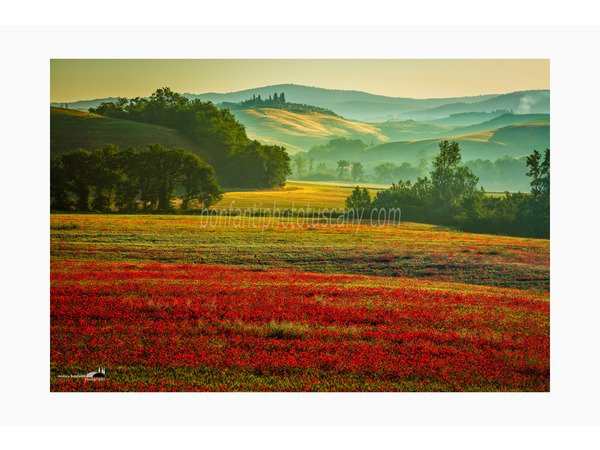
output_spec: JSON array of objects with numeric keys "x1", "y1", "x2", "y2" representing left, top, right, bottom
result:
[{"x1": 51, "y1": 59, "x2": 549, "y2": 102}]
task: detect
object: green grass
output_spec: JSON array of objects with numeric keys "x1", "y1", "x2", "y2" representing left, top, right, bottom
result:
[
  {"x1": 51, "y1": 213, "x2": 549, "y2": 291},
  {"x1": 50, "y1": 107, "x2": 205, "y2": 157}
]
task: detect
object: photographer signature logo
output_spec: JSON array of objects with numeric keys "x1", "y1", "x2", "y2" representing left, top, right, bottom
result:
[{"x1": 57, "y1": 366, "x2": 106, "y2": 382}]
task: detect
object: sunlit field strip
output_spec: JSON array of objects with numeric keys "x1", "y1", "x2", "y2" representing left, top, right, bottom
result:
[{"x1": 213, "y1": 180, "x2": 375, "y2": 210}]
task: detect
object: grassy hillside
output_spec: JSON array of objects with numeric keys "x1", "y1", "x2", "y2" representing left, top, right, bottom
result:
[
  {"x1": 422, "y1": 111, "x2": 507, "y2": 126},
  {"x1": 452, "y1": 113, "x2": 549, "y2": 136},
  {"x1": 364, "y1": 122, "x2": 549, "y2": 164},
  {"x1": 372, "y1": 120, "x2": 454, "y2": 141},
  {"x1": 50, "y1": 107, "x2": 205, "y2": 157},
  {"x1": 394, "y1": 90, "x2": 550, "y2": 121},
  {"x1": 52, "y1": 101, "x2": 549, "y2": 166},
  {"x1": 373, "y1": 113, "x2": 549, "y2": 142},
  {"x1": 231, "y1": 104, "x2": 549, "y2": 155},
  {"x1": 233, "y1": 107, "x2": 388, "y2": 154}
]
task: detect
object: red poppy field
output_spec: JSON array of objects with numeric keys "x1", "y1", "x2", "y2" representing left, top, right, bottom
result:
[{"x1": 50, "y1": 214, "x2": 549, "y2": 392}]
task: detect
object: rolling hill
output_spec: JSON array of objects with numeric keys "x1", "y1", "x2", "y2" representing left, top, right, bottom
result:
[
  {"x1": 420, "y1": 111, "x2": 507, "y2": 126},
  {"x1": 450, "y1": 113, "x2": 549, "y2": 136},
  {"x1": 230, "y1": 104, "x2": 549, "y2": 155},
  {"x1": 363, "y1": 122, "x2": 550, "y2": 164},
  {"x1": 50, "y1": 107, "x2": 205, "y2": 158},
  {"x1": 393, "y1": 90, "x2": 550, "y2": 121},
  {"x1": 232, "y1": 107, "x2": 388, "y2": 154},
  {"x1": 52, "y1": 105, "x2": 549, "y2": 170},
  {"x1": 371, "y1": 113, "x2": 548, "y2": 142},
  {"x1": 198, "y1": 86, "x2": 549, "y2": 122}
]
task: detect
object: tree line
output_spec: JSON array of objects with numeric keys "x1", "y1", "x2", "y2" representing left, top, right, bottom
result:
[
  {"x1": 240, "y1": 92, "x2": 286, "y2": 105},
  {"x1": 293, "y1": 154, "x2": 366, "y2": 182},
  {"x1": 51, "y1": 144, "x2": 223, "y2": 212},
  {"x1": 89, "y1": 88, "x2": 291, "y2": 189},
  {"x1": 299, "y1": 155, "x2": 530, "y2": 191},
  {"x1": 346, "y1": 141, "x2": 549, "y2": 238},
  {"x1": 224, "y1": 93, "x2": 340, "y2": 117},
  {"x1": 296, "y1": 137, "x2": 531, "y2": 191}
]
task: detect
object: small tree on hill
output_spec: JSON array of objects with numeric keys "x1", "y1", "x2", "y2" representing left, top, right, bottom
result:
[
  {"x1": 430, "y1": 140, "x2": 479, "y2": 216},
  {"x1": 526, "y1": 148, "x2": 550, "y2": 237},
  {"x1": 337, "y1": 160, "x2": 351, "y2": 180},
  {"x1": 351, "y1": 162, "x2": 364, "y2": 181},
  {"x1": 345, "y1": 186, "x2": 372, "y2": 213},
  {"x1": 374, "y1": 162, "x2": 396, "y2": 184},
  {"x1": 293, "y1": 154, "x2": 307, "y2": 177},
  {"x1": 526, "y1": 149, "x2": 550, "y2": 200}
]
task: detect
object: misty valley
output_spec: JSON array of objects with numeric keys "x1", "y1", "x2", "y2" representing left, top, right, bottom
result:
[{"x1": 52, "y1": 84, "x2": 549, "y2": 194}]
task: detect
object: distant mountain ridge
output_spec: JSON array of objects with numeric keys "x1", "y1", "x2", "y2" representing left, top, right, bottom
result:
[
  {"x1": 191, "y1": 85, "x2": 549, "y2": 121},
  {"x1": 51, "y1": 84, "x2": 549, "y2": 122},
  {"x1": 189, "y1": 84, "x2": 498, "y2": 108}
]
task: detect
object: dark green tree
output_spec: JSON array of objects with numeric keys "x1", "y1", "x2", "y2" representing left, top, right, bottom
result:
[
  {"x1": 180, "y1": 152, "x2": 223, "y2": 209},
  {"x1": 526, "y1": 148, "x2": 550, "y2": 237},
  {"x1": 90, "y1": 88, "x2": 292, "y2": 189},
  {"x1": 224, "y1": 141, "x2": 288, "y2": 189},
  {"x1": 345, "y1": 186, "x2": 372, "y2": 212},
  {"x1": 526, "y1": 149, "x2": 550, "y2": 199},
  {"x1": 430, "y1": 140, "x2": 479, "y2": 217},
  {"x1": 114, "y1": 146, "x2": 140, "y2": 211},
  {"x1": 158, "y1": 145, "x2": 186, "y2": 211},
  {"x1": 89, "y1": 144, "x2": 121, "y2": 212},
  {"x1": 89, "y1": 97, "x2": 128, "y2": 119},
  {"x1": 136, "y1": 144, "x2": 184, "y2": 211},
  {"x1": 61, "y1": 148, "x2": 93, "y2": 211},
  {"x1": 50, "y1": 157, "x2": 71, "y2": 210},
  {"x1": 261, "y1": 144, "x2": 291, "y2": 187}
]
